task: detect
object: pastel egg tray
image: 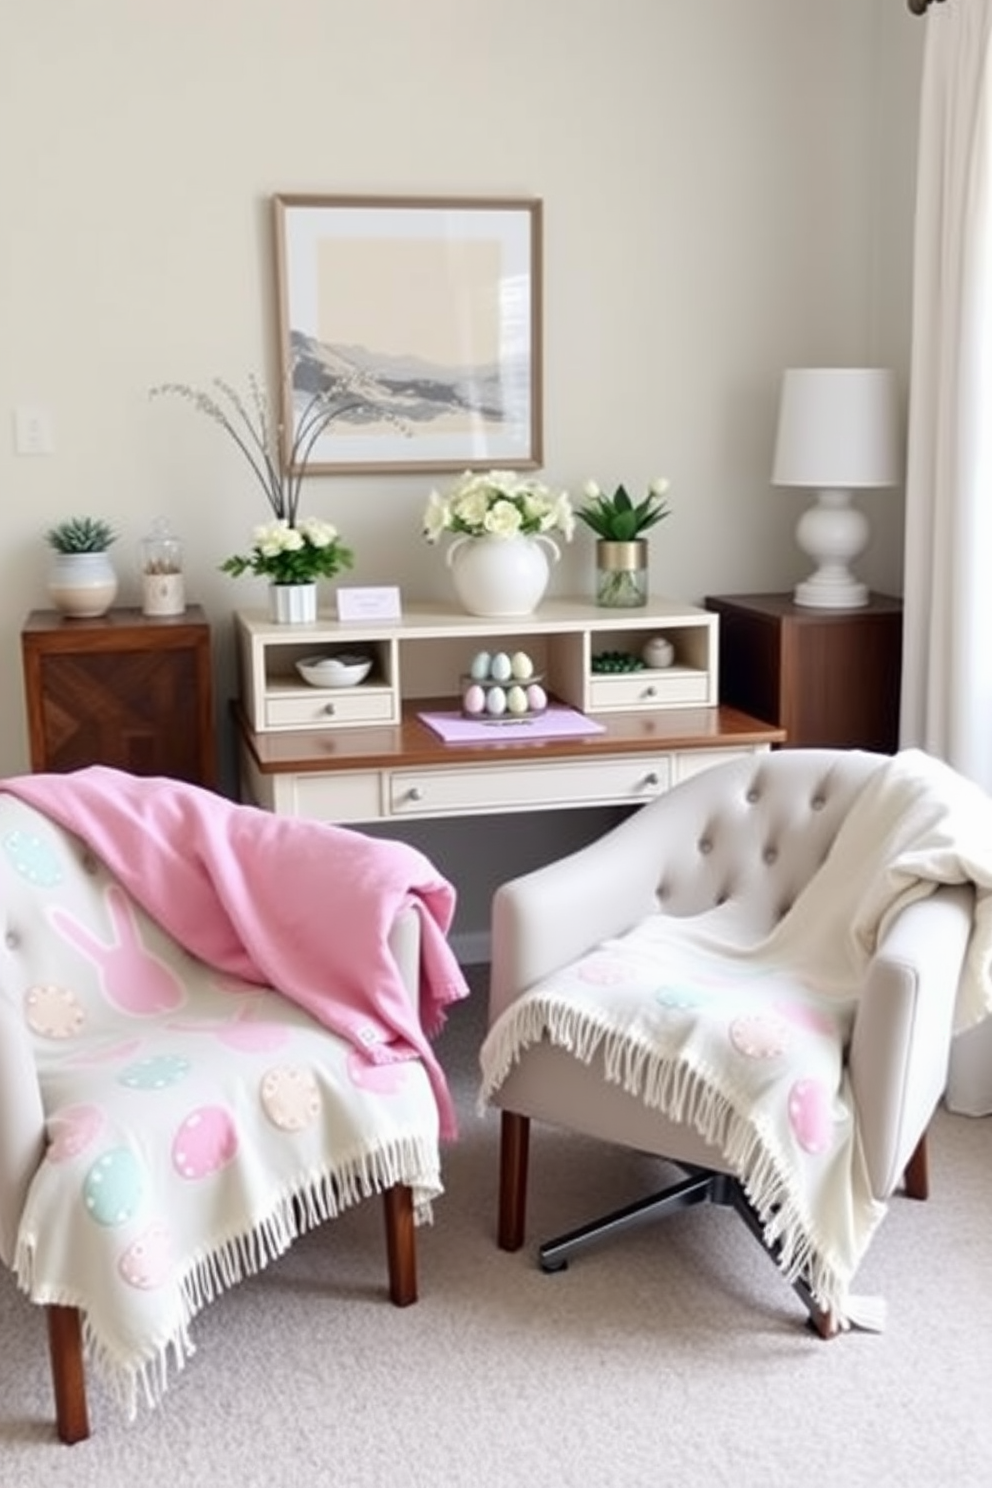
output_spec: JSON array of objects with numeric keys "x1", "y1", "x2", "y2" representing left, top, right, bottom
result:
[{"x1": 461, "y1": 649, "x2": 549, "y2": 720}]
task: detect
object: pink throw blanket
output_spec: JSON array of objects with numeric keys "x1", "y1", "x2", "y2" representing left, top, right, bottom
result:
[{"x1": 3, "y1": 768, "x2": 470, "y2": 1137}]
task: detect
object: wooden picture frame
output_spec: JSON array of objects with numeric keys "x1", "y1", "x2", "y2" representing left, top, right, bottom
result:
[{"x1": 272, "y1": 194, "x2": 543, "y2": 475}]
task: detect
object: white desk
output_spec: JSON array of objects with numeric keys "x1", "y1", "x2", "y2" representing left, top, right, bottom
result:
[{"x1": 233, "y1": 599, "x2": 783, "y2": 823}]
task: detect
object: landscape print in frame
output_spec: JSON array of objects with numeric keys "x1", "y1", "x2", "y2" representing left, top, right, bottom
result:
[
  {"x1": 272, "y1": 194, "x2": 543, "y2": 475},
  {"x1": 273, "y1": 191, "x2": 544, "y2": 470}
]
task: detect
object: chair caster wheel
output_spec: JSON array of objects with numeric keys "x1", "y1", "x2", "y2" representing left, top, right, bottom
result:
[{"x1": 539, "y1": 1253, "x2": 568, "y2": 1274}]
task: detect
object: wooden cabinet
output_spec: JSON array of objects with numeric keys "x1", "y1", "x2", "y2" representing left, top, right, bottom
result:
[
  {"x1": 21, "y1": 606, "x2": 217, "y2": 787},
  {"x1": 704, "y1": 592, "x2": 903, "y2": 752}
]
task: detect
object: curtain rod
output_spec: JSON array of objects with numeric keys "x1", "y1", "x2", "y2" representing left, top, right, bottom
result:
[{"x1": 907, "y1": 0, "x2": 946, "y2": 13}]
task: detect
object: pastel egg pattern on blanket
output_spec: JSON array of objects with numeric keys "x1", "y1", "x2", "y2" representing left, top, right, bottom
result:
[
  {"x1": 775, "y1": 998, "x2": 840, "y2": 1036},
  {"x1": 83, "y1": 1147, "x2": 144, "y2": 1226},
  {"x1": 118, "y1": 1220, "x2": 173, "y2": 1290},
  {"x1": 788, "y1": 1078, "x2": 835, "y2": 1154},
  {"x1": 47, "y1": 1103, "x2": 104, "y2": 1162},
  {"x1": 260, "y1": 1065, "x2": 321, "y2": 1131},
  {"x1": 729, "y1": 1013, "x2": 791, "y2": 1059},
  {"x1": 118, "y1": 1053, "x2": 191, "y2": 1091},
  {"x1": 24, "y1": 983, "x2": 86, "y2": 1039},
  {"x1": 3, "y1": 827, "x2": 63, "y2": 887},
  {"x1": 347, "y1": 1048, "x2": 410, "y2": 1093},
  {"x1": 216, "y1": 1014, "x2": 291, "y2": 1054},
  {"x1": 172, "y1": 1105, "x2": 238, "y2": 1179}
]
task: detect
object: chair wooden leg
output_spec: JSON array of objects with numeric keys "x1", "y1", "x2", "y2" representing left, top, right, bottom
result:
[
  {"x1": 382, "y1": 1183, "x2": 417, "y2": 1306},
  {"x1": 498, "y1": 1110, "x2": 530, "y2": 1252},
  {"x1": 46, "y1": 1304, "x2": 90, "y2": 1444},
  {"x1": 903, "y1": 1132, "x2": 929, "y2": 1200}
]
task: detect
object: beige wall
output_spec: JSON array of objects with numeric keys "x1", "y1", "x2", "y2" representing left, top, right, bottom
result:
[{"x1": 0, "y1": 1, "x2": 923, "y2": 933}]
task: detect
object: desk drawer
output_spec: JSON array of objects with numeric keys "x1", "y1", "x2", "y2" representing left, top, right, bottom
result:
[
  {"x1": 588, "y1": 667, "x2": 711, "y2": 711},
  {"x1": 265, "y1": 688, "x2": 398, "y2": 730},
  {"x1": 389, "y1": 755, "x2": 673, "y2": 817}
]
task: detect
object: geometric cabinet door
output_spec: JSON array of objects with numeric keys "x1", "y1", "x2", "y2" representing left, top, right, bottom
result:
[{"x1": 20, "y1": 605, "x2": 217, "y2": 788}]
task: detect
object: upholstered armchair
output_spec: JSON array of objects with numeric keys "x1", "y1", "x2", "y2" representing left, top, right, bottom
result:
[
  {"x1": 481, "y1": 747, "x2": 991, "y2": 1334},
  {"x1": 0, "y1": 769, "x2": 468, "y2": 1442}
]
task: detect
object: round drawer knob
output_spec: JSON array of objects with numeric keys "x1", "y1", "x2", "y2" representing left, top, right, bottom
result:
[
  {"x1": 322, "y1": 702, "x2": 336, "y2": 716},
  {"x1": 643, "y1": 771, "x2": 660, "y2": 787},
  {"x1": 408, "y1": 786, "x2": 424, "y2": 802}
]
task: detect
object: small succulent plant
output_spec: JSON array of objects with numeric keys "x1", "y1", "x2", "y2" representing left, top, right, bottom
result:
[{"x1": 45, "y1": 516, "x2": 118, "y2": 553}]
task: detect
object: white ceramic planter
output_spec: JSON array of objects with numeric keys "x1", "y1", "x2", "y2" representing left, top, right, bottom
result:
[
  {"x1": 268, "y1": 582, "x2": 318, "y2": 624},
  {"x1": 445, "y1": 535, "x2": 559, "y2": 618},
  {"x1": 47, "y1": 552, "x2": 118, "y2": 618}
]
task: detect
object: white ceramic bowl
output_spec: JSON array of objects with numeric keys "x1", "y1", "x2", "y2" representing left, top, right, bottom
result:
[{"x1": 296, "y1": 654, "x2": 373, "y2": 688}]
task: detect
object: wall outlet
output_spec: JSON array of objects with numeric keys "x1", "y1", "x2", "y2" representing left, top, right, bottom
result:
[{"x1": 13, "y1": 405, "x2": 55, "y2": 456}]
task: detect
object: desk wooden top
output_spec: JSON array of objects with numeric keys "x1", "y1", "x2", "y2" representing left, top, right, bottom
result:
[{"x1": 235, "y1": 701, "x2": 785, "y2": 776}]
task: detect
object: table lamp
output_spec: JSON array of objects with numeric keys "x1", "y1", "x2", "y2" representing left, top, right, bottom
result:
[{"x1": 771, "y1": 367, "x2": 901, "y2": 608}]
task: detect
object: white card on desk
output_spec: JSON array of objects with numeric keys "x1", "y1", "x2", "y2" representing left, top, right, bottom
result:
[{"x1": 336, "y1": 586, "x2": 402, "y2": 622}]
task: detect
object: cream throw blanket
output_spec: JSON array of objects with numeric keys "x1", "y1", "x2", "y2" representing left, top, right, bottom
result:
[{"x1": 480, "y1": 749, "x2": 992, "y2": 1325}]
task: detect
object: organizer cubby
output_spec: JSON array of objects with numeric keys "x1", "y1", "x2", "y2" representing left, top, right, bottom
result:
[{"x1": 234, "y1": 598, "x2": 719, "y2": 734}]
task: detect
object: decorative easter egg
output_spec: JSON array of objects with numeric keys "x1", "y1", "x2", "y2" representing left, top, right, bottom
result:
[
  {"x1": 172, "y1": 1105, "x2": 238, "y2": 1180},
  {"x1": 83, "y1": 1147, "x2": 144, "y2": 1226},
  {"x1": 47, "y1": 1103, "x2": 104, "y2": 1162},
  {"x1": 469, "y1": 651, "x2": 491, "y2": 682},
  {"x1": 526, "y1": 683, "x2": 547, "y2": 712},
  {"x1": 118, "y1": 1054, "x2": 191, "y2": 1091},
  {"x1": 260, "y1": 1064, "x2": 322, "y2": 1132},
  {"x1": 463, "y1": 684, "x2": 486, "y2": 715},
  {"x1": 486, "y1": 686, "x2": 507, "y2": 715},
  {"x1": 506, "y1": 685, "x2": 529, "y2": 715},
  {"x1": 510, "y1": 651, "x2": 534, "y2": 681},
  {"x1": 490, "y1": 651, "x2": 512, "y2": 682},
  {"x1": 788, "y1": 1077, "x2": 834, "y2": 1154},
  {"x1": 118, "y1": 1221, "x2": 173, "y2": 1290}
]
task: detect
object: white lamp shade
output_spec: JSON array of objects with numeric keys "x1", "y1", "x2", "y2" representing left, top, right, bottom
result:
[{"x1": 772, "y1": 368, "x2": 901, "y2": 490}]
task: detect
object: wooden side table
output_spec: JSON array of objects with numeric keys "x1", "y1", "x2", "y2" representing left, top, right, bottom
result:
[
  {"x1": 704, "y1": 592, "x2": 903, "y2": 752},
  {"x1": 21, "y1": 606, "x2": 217, "y2": 787}
]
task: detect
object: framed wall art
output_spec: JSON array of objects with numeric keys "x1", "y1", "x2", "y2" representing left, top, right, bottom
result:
[{"x1": 272, "y1": 194, "x2": 543, "y2": 475}]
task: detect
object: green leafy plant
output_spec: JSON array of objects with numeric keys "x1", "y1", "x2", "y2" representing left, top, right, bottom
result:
[
  {"x1": 575, "y1": 479, "x2": 671, "y2": 541},
  {"x1": 44, "y1": 516, "x2": 118, "y2": 553},
  {"x1": 220, "y1": 517, "x2": 354, "y2": 586}
]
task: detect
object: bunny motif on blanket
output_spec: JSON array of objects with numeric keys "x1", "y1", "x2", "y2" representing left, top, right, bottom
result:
[{"x1": 49, "y1": 885, "x2": 188, "y2": 1017}]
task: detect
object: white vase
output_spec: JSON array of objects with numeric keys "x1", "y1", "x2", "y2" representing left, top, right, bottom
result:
[
  {"x1": 47, "y1": 552, "x2": 118, "y2": 618},
  {"x1": 445, "y1": 535, "x2": 560, "y2": 618},
  {"x1": 269, "y1": 582, "x2": 318, "y2": 624}
]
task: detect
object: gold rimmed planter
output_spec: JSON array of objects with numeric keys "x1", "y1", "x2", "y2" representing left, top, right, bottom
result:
[{"x1": 595, "y1": 539, "x2": 648, "y2": 608}]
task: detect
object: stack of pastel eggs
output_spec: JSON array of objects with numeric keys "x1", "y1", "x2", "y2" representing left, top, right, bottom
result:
[{"x1": 461, "y1": 650, "x2": 548, "y2": 719}]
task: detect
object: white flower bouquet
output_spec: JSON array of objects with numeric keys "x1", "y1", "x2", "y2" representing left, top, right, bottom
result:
[
  {"x1": 422, "y1": 470, "x2": 574, "y2": 545},
  {"x1": 220, "y1": 517, "x2": 353, "y2": 585}
]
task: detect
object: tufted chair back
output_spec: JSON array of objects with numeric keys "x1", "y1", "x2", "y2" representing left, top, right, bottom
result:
[{"x1": 644, "y1": 748, "x2": 884, "y2": 931}]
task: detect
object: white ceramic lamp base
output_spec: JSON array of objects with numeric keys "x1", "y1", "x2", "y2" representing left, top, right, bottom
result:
[{"x1": 793, "y1": 488, "x2": 870, "y2": 609}]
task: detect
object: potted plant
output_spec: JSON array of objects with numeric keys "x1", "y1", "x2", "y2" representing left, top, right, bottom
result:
[
  {"x1": 422, "y1": 469, "x2": 574, "y2": 617},
  {"x1": 45, "y1": 516, "x2": 119, "y2": 618},
  {"x1": 220, "y1": 517, "x2": 354, "y2": 623},
  {"x1": 575, "y1": 478, "x2": 671, "y2": 607},
  {"x1": 150, "y1": 371, "x2": 370, "y2": 623}
]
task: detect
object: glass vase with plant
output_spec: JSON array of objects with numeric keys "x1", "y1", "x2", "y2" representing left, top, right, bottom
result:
[{"x1": 576, "y1": 478, "x2": 671, "y2": 607}]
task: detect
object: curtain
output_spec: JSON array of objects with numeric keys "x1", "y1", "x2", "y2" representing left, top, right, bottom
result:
[{"x1": 900, "y1": 0, "x2": 992, "y2": 794}]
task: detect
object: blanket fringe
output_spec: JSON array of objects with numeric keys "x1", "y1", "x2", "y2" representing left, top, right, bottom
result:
[
  {"x1": 16, "y1": 1131, "x2": 441, "y2": 1420},
  {"x1": 479, "y1": 996, "x2": 882, "y2": 1325}
]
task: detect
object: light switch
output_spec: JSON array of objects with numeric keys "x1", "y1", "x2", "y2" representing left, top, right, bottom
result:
[{"x1": 13, "y1": 405, "x2": 55, "y2": 456}]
